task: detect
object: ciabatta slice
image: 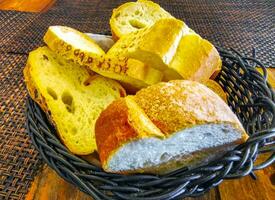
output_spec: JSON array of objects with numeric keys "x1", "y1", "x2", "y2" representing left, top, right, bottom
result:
[
  {"x1": 24, "y1": 46, "x2": 125, "y2": 155},
  {"x1": 110, "y1": 0, "x2": 173, "y2": 40}
]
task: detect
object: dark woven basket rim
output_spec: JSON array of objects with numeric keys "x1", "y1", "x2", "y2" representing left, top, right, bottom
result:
[{"x1": 26, "y1": 46, "x2": 275, "y2": 200}]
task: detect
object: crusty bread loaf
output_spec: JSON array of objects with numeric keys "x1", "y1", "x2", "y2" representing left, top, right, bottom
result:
[
  {"x1": 44, "y1": 26, "x2": 163, "y2": 93},
  {"x1": 107, "y1": 18, "x2": 221, "y2": 82},
  {"x1": 110, "y1": 0, "x2": 173, "y2": 40},
  {"x1": 108, "y1": 18, "x2": 190, "y2": 71},
  {"x1": 24, "y1": 46, "x2": 125, "y2": 155},
  {"x1": 95, "y1": 80, "x2": 248, "y2": 174}
]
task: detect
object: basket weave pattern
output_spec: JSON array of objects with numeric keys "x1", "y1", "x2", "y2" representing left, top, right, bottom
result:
[{"x1": 26, "y1": 48, "x2": 275, "y2": 200}]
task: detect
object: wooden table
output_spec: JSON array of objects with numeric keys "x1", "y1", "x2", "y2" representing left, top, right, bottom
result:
[
  {"x1": 0, "y1": 0, "x2": 55, "y2": 12},
  {"x1": 0, "y1": 1, "x2": 274, "y2": 200}
]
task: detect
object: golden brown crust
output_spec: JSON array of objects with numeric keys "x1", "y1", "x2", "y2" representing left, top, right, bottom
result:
[
  {"x1": 134, "y1": 80, "x2": 245, "y2": 135},
  {"x1": 95, "y1": 80, "x2": 249, "y2": 173},
  {"x1": 210, "y1": 66, "x2": 222, "y2": 80},
  {"x1": 24, "y1": 63, "x2": 49, "y2": 114},
  {"x1": 24, "y1": 63, "x2": 63, "y2": 142},
  {"x1": 95, "y1": 98, "x2": 139, "y2": 167},
  {"x1": 111, "y1": 28, "x2": 120, "y2": 42},
  {"x1": 190, "y1": 47, "x2": 222, "y2": 83},
  {"x1": 167, "y1": 34, "x2": 222, "y2": 83}
]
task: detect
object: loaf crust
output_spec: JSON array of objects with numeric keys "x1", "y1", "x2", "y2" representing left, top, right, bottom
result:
[
  {"x1": 134, "y1": 80, "x2": 241, "y2": 135},
  {"x1": 95, "y1": 80, "x2": 248, "y2": 174},
  {"x1": 95, "y1": 98, "x2": 138, "y2": 168},
  {"x1": 96, "y1": 96, "x2": 164, "y2": 168}
]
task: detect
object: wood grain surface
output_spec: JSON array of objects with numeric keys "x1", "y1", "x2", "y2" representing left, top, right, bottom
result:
[
  {"x1": 25, "y1": 154, "x2": 275, "y2": 200},
  {"x1": 0, "y1": 0, "x2": 56, "y2": 12}
]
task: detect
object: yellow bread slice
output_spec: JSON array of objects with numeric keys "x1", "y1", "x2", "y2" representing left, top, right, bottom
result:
[
  {"x1": 44, "y1": 26, "x2": 163, "y2": 93},
  {"x1": 24, "y1": 46, "x2": 125, "y2": 155},
  {"x1": 256, "y1": 67, "x2": 275, "y2": 88},
  {"x1": 108, "y1": 18, "x2": 221, "y2": 82},
  {"x1": 205, "y1": 80, "x2": 227, "y2": 102},
  {"x1": 165, "y1": 34, "x2": 222, "y2": 82},
  {"x1": 44, "y1": 26, "x2": 105, "y2": 60},
  {"x1": 110, "y1": 0, "x2": 173, "y2": 40},
  {"x1": 91, "y1": 55, "x2": 163, "y2": 93},
  {"x1": 108, "y1": 18, "x2": 191, "y2": 71}
]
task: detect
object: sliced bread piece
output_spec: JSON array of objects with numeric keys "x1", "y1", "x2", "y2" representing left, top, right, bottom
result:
[
  {"x1": 95, "y1": 80, "x2": 248, "y2": 174},
  {"x1": 44, "y1": 26, "x2": 163, "y2": 93},
  {"x1": 110, "y1": 0, "x2": 173, "y2": 40},
  {"x1": 24, "y1": 46, "x2": 125, "y2": 155},
  {"x1": 164, "y1": 34, "x2": 222, "y2": 82},
  {"x1": 108, "y1": 18, "x2": 221, "y2": 82},
  {"x1": 94, "y1": 55, "x2": 163, "y2": 93},
  {"x1": 108, "y1": 18, "x2": 191, "y2": 71},
  {"x1": 44, "y1": 26, "x2": 105, "y2": 59}
]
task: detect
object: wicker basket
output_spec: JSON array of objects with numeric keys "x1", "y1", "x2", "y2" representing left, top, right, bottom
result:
[{"x1": 26, "y1": 47, "x2": 275, "y2": 200}]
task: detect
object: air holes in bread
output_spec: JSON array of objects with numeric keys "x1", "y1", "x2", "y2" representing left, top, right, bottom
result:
[
  {"x1": 160, "y1": 152, "x2": 170, "y2": 161},
  {"x1": 115, "y1": 12, "x2": 120, "y2": 18},
  {"x1": 135, "y1": 10, "x2": 141, "y2": 15},
  {"x1": 71, "y1": 127, "x2": 77, "y2": 135},
  {"x1": 57, "y1": 60, "x2": 64, "y2": 66},
  {"x1": 129, "y1": 19, "x2": 146, "y2": 29},
  {"x1": 47, "y1": 87, "x2": 58, "y2": 100},
  {"x1": 43, "y1": 55, "x2": 49, "y2": 61},
  {"x1": 62, "y1": 91, "x2": 75, "y2": 113},
  {"x1": 84, "y1": 79, "x2": 91, "y2": 86}
]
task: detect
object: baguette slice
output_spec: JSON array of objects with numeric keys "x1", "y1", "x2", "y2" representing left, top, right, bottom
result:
[
  {"x1": 24, "y1": 46, "x2": 125, "y2": 155},
  {"x1": 108, "y1": 18, "x2": 191, "y2": 71},
  {"x1": 108, "y1": 18, "x2": 221, "y2": 82},
  {"x1": 44, "y1": 26, "x2": 163, "y2": 93},
  {"x1": 95, "y1": 80, "x2": 248, "y2": 174},
  {"x1": 110, "y1": 0, "x2": 173, "y2": 40},
  {"x1": 44, "y1": 26, "x2": 105, "y2": 59},
  {"x1": 164, "y1": 34, "x2": 222, "y2": 82}
]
